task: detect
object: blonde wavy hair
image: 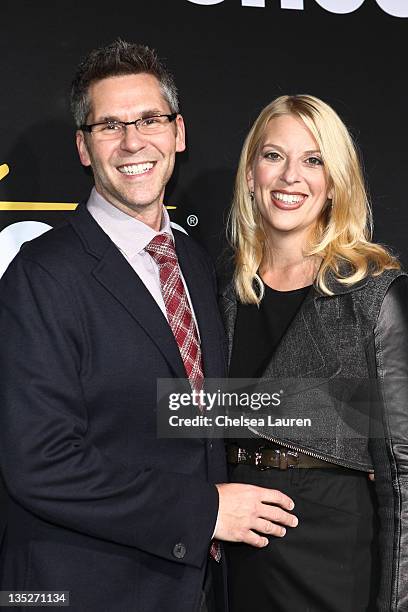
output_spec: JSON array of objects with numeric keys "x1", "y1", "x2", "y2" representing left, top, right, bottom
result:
[{"x1": 228, "y1": 94, "x2": 399, "y2": 304}]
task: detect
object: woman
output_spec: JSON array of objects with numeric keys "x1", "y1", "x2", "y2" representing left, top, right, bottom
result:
[{"x1": 220, "y1": 95, "x2": 408, "y2": 611}]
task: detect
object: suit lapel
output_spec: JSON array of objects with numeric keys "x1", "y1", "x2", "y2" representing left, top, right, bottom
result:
[
  {"x1": 93, "y1": 243, "x2": 187, "y2": 379},
  {"x1": 69, "y1": 205, "x2": 186, "y2": 380},
  {"x1": 174, "y1": 234, "x2": 223, "y2": 378}
]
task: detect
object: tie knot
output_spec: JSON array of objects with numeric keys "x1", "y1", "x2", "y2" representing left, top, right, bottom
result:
[{"x1": 145, "y1": 233, "x2": 177, "y2": 265}]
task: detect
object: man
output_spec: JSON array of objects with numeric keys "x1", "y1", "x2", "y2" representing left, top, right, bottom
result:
[{"x1": 0, "y1": 40, "x2": 296, "y2": 611}]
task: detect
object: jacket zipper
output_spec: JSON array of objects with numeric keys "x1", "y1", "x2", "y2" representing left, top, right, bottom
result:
[{"x1": 247, "y1": 426, "x2": 372, "y2": 471}]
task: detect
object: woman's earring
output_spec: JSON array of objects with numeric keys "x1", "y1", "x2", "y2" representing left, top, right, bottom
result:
[{"x1": 249, "y1": 191, "x2": 255, "y2": 201}]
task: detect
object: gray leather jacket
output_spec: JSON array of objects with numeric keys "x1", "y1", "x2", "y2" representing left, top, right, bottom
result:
[{"x1": 220, "y1": 269, "x2": 408, "y2": 611}]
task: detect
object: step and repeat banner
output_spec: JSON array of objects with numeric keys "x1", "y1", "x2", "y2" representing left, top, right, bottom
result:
[{"x1": 0, "y1": 0, "x2": 407, "y2": 274}]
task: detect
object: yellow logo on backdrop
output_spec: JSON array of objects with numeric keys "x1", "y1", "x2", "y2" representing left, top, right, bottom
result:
[
  {"x1": 0, "y1": 163, "x2": 77, "y2": 210},
  {"x1": 0, "y1": 164, "x2": 10, "y2": 182},
  {"x1": 0, "y1": 163, "x2": 176, "y2": 210}
]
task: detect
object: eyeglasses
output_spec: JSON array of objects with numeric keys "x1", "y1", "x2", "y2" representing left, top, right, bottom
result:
[{"x1": 80, "y1": 113, "x2": 178, "y2": 140}]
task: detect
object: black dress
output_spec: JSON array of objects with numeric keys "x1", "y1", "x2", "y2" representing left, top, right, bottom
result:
[{"x1": 226, "y1": 284, "x2": 378, "y2": 612}]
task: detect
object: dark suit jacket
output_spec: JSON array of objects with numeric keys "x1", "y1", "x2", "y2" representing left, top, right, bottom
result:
[{"x1": 0, "y1": 204, "x2": 227, "y2": 612}]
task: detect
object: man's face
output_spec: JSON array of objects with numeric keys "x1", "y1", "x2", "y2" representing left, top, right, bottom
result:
[{"x1": 76, "y1": 73, "x2": 185, "y2": 220}]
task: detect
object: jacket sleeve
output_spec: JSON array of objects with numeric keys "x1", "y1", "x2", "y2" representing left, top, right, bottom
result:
[
  {"x1": 0, "y1": 253, "x2": 218, "y2": 568},
  {"x1": 372, "y1": 274, "x2": 408, "y2": 611}
]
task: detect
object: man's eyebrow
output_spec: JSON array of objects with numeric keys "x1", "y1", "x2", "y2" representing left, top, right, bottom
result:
[
  {"x1": 140, "y1": 109, "x2": 168, "y2": 117},
  {"x1": 95, "y1": 109, "x2": 167, "y2": 122},
  {"x1": 98, "y1": 115, "x2": 122, "y2": 122}
]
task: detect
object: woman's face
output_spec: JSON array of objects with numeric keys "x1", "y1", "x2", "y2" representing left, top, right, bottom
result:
[{"x1": 248, "y1": 114, "x2": 332, "y2": 242}]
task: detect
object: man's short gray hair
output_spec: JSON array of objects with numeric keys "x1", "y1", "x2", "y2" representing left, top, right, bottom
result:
[{"x1": 70, "y1": 39, "x2": 179, "y2": 127}]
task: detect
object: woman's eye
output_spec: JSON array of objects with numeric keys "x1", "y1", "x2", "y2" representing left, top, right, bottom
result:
[
  {"x1": 305, "y1": 156, "x2": 323, "y2": 166},
  {"x1": 264, "y1": 151, "x2": 282, "y2": 161}
]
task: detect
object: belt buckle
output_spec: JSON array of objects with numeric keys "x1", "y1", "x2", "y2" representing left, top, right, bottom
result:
[
  {"x1": 254, "y1": 451, "x2": 263, "y2": 467},
  {"x1": 278, "y1": 449, "x2": 299, "y2": 470},
  {"x1": 237, "y1": 447, "x2": 248, "y2": 464},
  {"x1": 257, "y1": 449, "x2": 276, "y2": 471}
]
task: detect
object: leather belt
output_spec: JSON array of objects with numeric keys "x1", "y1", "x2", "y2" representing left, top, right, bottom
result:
[{"x1": 227, "y1": 444, "x2": 342, "y2": 470}]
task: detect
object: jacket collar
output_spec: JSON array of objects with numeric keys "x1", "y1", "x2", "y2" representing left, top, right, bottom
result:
[
  {"x1": 68, "y1": 204, "x2": 204, "y2": 381},
  {"x1": 320, "y1": 266, "x2": 370, "y2": 296},
  {"x1": 86, "y1": 188, "x2": 174, "y2": 259},
  {"x1": 221, "y1": 266, "x2": 369, "y2": 304},
  {"x1": 220, "y1": 276, "x2": 344, "y2": 388}
]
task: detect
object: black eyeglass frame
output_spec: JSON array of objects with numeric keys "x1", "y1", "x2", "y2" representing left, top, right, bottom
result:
[{"x1": 80, "y1": 112, "x2": 178, "y2": 133}]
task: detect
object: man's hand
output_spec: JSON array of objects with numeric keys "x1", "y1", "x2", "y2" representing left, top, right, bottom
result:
[{"x1": 214, "y1": 483, "x2": 298, "y2": 548}]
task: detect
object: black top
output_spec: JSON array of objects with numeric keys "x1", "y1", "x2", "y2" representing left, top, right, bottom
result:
[
  {"x1": 229, "y1": 283, "x2": 310, "y2": 448},
  {"x1": 230, "y1": 283, "x2": 311, "y2": 378}
]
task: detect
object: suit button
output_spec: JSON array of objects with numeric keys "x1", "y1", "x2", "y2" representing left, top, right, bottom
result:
[{"x1": 172, "y1": 542, "x2": 187, "y2": 559}]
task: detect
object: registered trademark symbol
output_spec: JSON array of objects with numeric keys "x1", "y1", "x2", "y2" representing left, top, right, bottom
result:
[{"x1": 187, "y1": 214, "x2": 198, "y2": 227}]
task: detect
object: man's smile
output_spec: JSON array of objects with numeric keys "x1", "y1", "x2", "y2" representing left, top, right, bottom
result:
[{"x1": 117, "y1": 162, "x2": 155, "y2": 176}]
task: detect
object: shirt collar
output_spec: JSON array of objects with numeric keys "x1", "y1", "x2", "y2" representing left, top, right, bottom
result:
[{"x1": 86, "y1": 187, "x2": 173, "y2": 258}]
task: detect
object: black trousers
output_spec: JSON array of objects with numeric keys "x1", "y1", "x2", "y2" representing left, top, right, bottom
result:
[{"x1": 226, "y1": 465, "x2": 379, "y2": 612}]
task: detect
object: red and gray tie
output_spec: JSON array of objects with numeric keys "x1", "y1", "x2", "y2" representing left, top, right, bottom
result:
[{"x1": 145, "y1": 233, "x2": 203, "y2": 392}]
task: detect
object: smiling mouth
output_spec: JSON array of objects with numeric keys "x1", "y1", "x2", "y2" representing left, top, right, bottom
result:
[
  {"x1": 271, "y1": 191, "x2": 307, "y2": 209},
  {"x1": 117, "y1": 162, "x2": 155, "y2": 176}
]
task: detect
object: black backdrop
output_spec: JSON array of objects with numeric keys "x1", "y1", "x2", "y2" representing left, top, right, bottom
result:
[
  {"x1": 0, "y1": 0, "x2": 407, "y2": 564},
  {"x1": 0, "y1": 0, "x2": 407, "y2": 273}
]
